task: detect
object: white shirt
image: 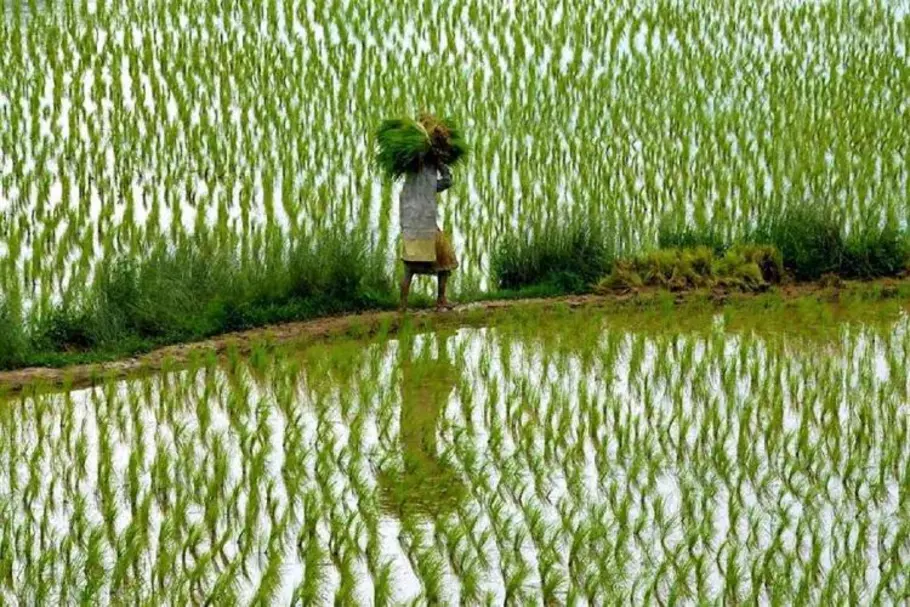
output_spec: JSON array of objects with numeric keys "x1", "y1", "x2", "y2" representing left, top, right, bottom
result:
[{"x1": 399, "y1": 163, "x2": 452, "y2": 242}]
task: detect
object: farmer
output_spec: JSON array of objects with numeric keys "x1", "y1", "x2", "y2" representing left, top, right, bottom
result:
[{"x1": 399, "y1": 160, "x2": 459, "y2": 311}]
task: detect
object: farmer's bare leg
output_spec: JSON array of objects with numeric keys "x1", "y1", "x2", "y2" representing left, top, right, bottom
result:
[
  {"x1": 400, "y1": 266, "x2": 414, "y2": 310},
  {"x1": 436, "y1": 271, "x2": 451, "y2": 310}
]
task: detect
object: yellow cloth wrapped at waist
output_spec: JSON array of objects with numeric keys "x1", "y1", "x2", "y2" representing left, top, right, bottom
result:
[
  {"x1": 401, "y1": 230, "x2": 459, "y2": 272},
  {"x1": 402, "y1": 237, "x2": 437, "y2": 262}
]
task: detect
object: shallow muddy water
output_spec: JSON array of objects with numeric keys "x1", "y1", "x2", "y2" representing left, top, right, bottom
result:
[{"x1": 1, "y1": 300, "x2": 909, "y2": 604}]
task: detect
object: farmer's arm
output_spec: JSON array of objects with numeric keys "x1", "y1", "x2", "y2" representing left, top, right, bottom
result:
[{"x1": 436, "y1": 164, "x2": 452, "y2": 192}]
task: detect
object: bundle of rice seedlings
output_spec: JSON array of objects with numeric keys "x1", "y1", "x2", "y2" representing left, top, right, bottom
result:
[
  {"x1": 375, "y1": 113, "x2": 468, "y2": 179},
  {"x1": 595, "y1": 245, "x2": 784, "y2": 294}
]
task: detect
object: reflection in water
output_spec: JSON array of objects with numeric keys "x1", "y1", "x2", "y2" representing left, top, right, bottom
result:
[
  {"x1": 380, "y1": 330, "x2": 467, "y2": 520},
  {"x1": 2, "y1": 302, "x2": 910, "y2": 603}
]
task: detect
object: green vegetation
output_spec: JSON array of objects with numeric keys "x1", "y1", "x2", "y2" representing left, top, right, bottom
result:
[
  {"x1": 493, "y1": 209, "x2": 908, "y2": 293},
  {"x1": 2, "y1": 0, "x2": 906, "y2": 319},
  {"x1": 753, "y1": 205, "x2": 910, "y2": 280},
  {"x1": 657, "y1": 221, "x2": 728, "y2": 254},
  {"x1": 375, "y1": 114, "x2": 468, "y2": 179},
  {"x1": 596, "y1": 244, "x2": 783, "y2": 293},
  {"x1": 2, "y1": 233, "x2": 395, "y2": 370},
  {"x1": 1, "y1": 0, "x2": 909, "y2": 601},
  {"x1": 656, "y1": 204, "x2": 910, "y2": 284},
  {"x1": 3, "y1": 299, "x2": 910, "y2": 603},
  {"x1": 0, "y1": 297, "x2": 26, "y2": 369},
  {"x1": 492, "y1": 218, "x2": 615, "y2": 293},
  {"x1": 3, "y1": 221, "x2": 908, "y2": 371}
]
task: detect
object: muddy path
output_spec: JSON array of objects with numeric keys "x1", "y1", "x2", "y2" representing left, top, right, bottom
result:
[{"x1": 1, "y1": 279, "x2": 907, "y2": 396}]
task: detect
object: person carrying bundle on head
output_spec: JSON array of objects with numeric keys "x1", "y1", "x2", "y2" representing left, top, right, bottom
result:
[
  {"x1": 399, "y1": 159, "x2": 458, "y2": 311},
  {"x1": 375, "y1": 113, "x2": 468, "y2": 311}
]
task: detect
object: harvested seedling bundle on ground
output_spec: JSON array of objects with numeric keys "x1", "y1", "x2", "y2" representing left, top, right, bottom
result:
[
  {"x1": 595, "y1": 245, "x2": 784, "y2": 293},
  {"x1": 375, "y1": 113, "x2": 468, "y2": 179}
]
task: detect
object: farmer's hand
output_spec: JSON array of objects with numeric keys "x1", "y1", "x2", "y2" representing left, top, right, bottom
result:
[{"x1": 436, "y1": 164, "x2": 452, "y2": 193}]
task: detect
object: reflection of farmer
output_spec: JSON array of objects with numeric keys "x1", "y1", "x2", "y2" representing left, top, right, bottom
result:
[
  {"x1": 399, "y1": 161, "x2": 459, "y2": 311},
  {"x1": 381, "y1": 332, "x2": 466, "y2": 519}
]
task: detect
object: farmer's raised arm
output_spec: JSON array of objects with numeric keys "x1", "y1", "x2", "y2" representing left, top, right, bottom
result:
[{"x1": 436, "y1": 164, "x2": 452, "y2": 193}]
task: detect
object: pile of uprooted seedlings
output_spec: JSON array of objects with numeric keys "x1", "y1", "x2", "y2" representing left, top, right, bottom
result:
[{"x1": 596, "y1": 245, "x2": 784, "y2": 293}]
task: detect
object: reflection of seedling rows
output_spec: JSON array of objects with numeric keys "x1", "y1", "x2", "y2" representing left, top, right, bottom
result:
[
  {"x1": 1, "y1": 1, "x2": 907, "y2": 309},
  {"x1": 2, "y1": 313, "x2": 909, "y2": 604}
]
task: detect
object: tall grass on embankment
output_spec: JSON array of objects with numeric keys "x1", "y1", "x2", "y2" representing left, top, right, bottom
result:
[
  {"x1": 752, "y1": 205, "x2": 910, "y2": 281},
  {"x1": 4, "y1": 205, "x2": 910, "y2": 373},
  {"x1": 495, "y1": 205, "x2": 910, "y2": 292},
  {"x1": 0, "y1": 297, "x2": 27, "y2": 370},
  {"x1": 0, "y1": 232, "x2": 396, "y2": 370},
  {"x1": 491, "y1": 219, "x2": 616, "y2": 295}
]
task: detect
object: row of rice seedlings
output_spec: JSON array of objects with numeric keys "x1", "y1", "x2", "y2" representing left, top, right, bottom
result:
[
  {"x1": 2, "y1": 303, "x2": 910, "y2": 601},
  {"x1": 450, "y1": 318, "x2": 903, "y2": 594},
  {"x1": 1, "y1": 0, "x2": 907, "y2": 312}
]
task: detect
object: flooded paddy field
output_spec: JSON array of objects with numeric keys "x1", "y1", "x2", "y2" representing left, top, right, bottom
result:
[
  {"x1": 1, "y1": 0, "x2": 907, "y2": 307},
  {"x1": 2, "y1": 1, "x2": 909, "y2": 602},
  {"x1": 2, "y1": 298, "x2": 909, "y2": 604}
]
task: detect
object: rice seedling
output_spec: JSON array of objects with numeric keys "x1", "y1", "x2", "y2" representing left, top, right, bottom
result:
[
  {"x1": 375, "y1": 115, "x2": 468, "y2": 181},
  {"x1": 1, "y1": 0, "x2": 906, "y2": 361},
  {"x1": 2, "y1": 0, "x2": 910, "y2": 603}
]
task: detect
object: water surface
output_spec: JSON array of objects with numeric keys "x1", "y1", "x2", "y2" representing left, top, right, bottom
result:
[{"x1": 1, "y1": 299, "x2": 908, "y2": 604}]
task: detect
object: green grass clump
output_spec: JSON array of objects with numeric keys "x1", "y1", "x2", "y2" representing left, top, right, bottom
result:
[
  {"x1": 658, "y1": 222, "x2": 727, "y2": 254},
  {"x1": 286, "y1": 231, "x2": 393, "y2": 305},
  {"x1": 661, "y1": 205, "x2": 909, "y2": 282},
  {"x1": 28, "y1": 245, "x2": 239, "y2": 354},
  {"x1": 492, "y1": 219, "x2": 614, "y2": 293},
  {"x1": 0, "y1": 297, "x2": 26, "y2": 369},
  {"x1": 750, "y1": 205, "x2": 908, "y2": 281},
  {"x1": 375, "y1": 114, "x2": 468, "y2": 180},
  {"x1": 841, "y1": 226, "x2": 910, "y2": 279},
  {"x1": 753, "y1": 204, "x2": 845, "y2": 281},
  {"x1": 714, "y1": 245, "x2": 783, "y2": 289},
  {"x1": 92, "y1": 245, "x2": 240, "y2": 343},
  {"x1": 6, "y1": 233, "x2": 396, "y2": 370}
]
